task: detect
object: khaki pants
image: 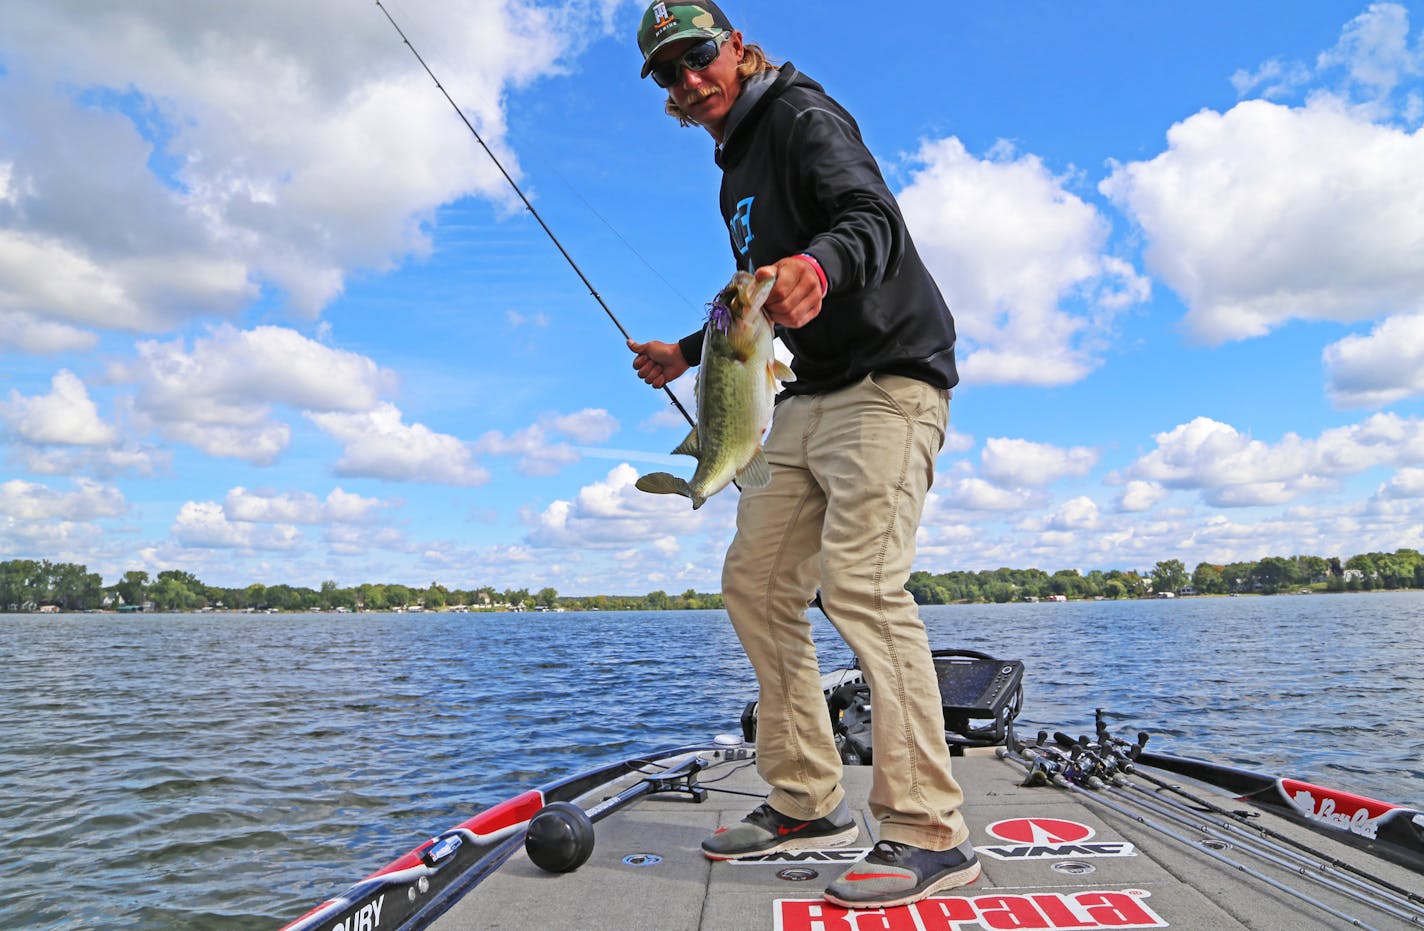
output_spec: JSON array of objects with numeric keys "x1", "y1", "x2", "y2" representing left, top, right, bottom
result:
[{"x1": 722, "y1": 373, "x2": 968, "y2": 851}]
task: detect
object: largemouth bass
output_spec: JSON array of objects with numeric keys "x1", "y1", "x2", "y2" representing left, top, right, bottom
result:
[{"x1": 636, "y1": 271, "x2": 795, "y2": 509}]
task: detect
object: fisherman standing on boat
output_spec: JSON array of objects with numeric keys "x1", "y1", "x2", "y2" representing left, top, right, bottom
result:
[{"x1": 629, "y1": 1, "x2": 979, "y2": 909}]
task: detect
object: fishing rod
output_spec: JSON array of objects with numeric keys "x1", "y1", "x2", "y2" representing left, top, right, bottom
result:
[
  {"x1": 998, "y1": 739, "x2": 1384, "y2": 930},
  {"x1": 1048, "y1": 735, "x2": 1424, "y2": 924},
  {"x1": 373, "y1": 0, "x2": 697, "y2": 430},
  {"x1": 1078, "y1": 722, "x2": 1424, "y2": 910}
]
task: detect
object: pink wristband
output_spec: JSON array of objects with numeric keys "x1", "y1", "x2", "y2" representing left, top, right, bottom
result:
[{"x1": 794, "y1": 253, "x2": 829, "y2": 297}]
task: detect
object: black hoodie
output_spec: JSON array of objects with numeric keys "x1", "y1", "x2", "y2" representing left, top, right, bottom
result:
[{"x1": 678, "y1": 64, "x2": 958, "y2": 398}]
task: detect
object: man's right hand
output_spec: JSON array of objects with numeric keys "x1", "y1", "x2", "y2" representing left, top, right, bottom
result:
[{"x1": 627, "y1": 339, "x2": 689, "y2": 389}]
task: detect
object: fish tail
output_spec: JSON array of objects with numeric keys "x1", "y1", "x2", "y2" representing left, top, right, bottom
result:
[
  {"x1": 637, "y1": 472, "x2": 693, "y2": 499},
  {"x1": 635, "y1": 472, "x2": 708, "y2": 510}
]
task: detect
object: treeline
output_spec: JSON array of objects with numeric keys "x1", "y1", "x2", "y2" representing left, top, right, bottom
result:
[
  {"x1": 0, "y1": 560, "x2": 722, "y2": 614},
  {"x1": 909, "y1": 550, "x2": 1424, "y2": 604},
  {"x1": 8, "y1": 549, "x2": 1424, "y2": 614}
]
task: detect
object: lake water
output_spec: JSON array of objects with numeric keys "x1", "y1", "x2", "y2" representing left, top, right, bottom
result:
[{"x1": 2, "y1": 593, "x2": 1421, "y2": 929}]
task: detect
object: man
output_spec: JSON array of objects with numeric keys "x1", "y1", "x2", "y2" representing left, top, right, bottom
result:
[{"x1": 628, "y1": 2, "x2": 979, "y2": 909}]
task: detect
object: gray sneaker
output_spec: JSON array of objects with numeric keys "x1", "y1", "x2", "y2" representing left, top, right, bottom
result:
[
  {"x1": 823, "y1": 838, "x2": 981, "y2": 908},
  {"x1": 701, "y1": 800, "x2": 859, "y2": 860}
]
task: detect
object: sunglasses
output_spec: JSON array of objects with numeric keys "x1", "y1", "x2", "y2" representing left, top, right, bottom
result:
[{"x1": 649, "y1": 32, "x2": 731, "y2": 89}]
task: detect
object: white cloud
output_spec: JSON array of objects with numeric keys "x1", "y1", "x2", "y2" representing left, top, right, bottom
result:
[
  {"x1": 543, "y1": 409, "x2": 618, "y2": 444},
  {"x1": 1124, "y1": 414, "x2": 1424, "y2": 507},
  {"x1": 1104, "y1": 5, "x2": 1424, "y2": 346},
  {"x1": 0, "y1": 1, "x2": 613, "y2": 330},
  {"x1": 527, "y1": 463, "x2": 717, "y2": 548},
  {"x1": 1373, "y1": 466, "x2": 1424, "y2": 500},
  {"x1": 1046, "y1": 496, "x2": 1100, "y2": 531},
  {"x1": 115, "y1": 324, "x2": 396, "y2": 464},
  {"x1": 475, "y1": 408, "x2": 620, "y2": 475},
  {"x1": 9, "y1": 443, "x2": 169, "y2": 479},
  {"x1": 1323, "y1": 311, "x2": 1424, "y2": 407},
  {"x1": 223, "y1": 486, "x2": 389, "y2": 525},
  {"x1": 979, "y1": 437, "x2": 1098, "y2": 488},
  {"x1": 1116, "y1": 480, "x2": 1168, "y2": 513},
  {"x1": 0, "y1": 311, "x2": 98, "y2": 354},
  {"x1": 2, "y1": 369, "x2": 117, "y2": 446},
  {"x1": 943, "y1": 477, "x2": 1039, "y2": 512},
  {"x1": 1102, "y1": 99, "x2": 1424, "y2": 344},
  {"x1": 308, "y1": 402, "x2": 489, "y2": 485},
  {"x1": 171, "y1": 500, "x2": 301, "y2": 550},
  {"x1": 1315, "y1": 2, "x2": 1423, "y2": 112},
  {"x1": 898, "y1": 138, "x2": 1148, "y2": 386},
  {"x1": 0, "y1": 478, "x2": 126, "y2": 521}
]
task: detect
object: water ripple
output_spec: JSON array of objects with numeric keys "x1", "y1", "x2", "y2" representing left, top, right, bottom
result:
[{"x1": 1, "y1": 595, "x2": 1421, "y2": 929}]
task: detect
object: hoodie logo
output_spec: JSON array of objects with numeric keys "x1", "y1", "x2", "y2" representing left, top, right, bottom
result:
[{"x1": 729, "y1": 196, "x2": 755, "y2": 259}]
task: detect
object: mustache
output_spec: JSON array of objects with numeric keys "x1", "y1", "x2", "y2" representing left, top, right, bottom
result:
[{"x1": 682, "y1": 86, "x2": 719, "y2": 105}]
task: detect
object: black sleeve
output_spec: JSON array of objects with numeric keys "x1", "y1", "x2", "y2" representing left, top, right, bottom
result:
[{"x1": 789, "y1": 106, "x2": 906, "y2": 294}]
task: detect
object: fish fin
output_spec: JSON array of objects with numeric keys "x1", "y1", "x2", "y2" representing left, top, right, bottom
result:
[
  {"x1": 736, "y1": 449, "x2": 772, "y2": 488},
  {"x1": 636, "y1": 472, "x2": 693, "y2": 499},
  {"x1": 670, "y1": 427, "x2": 700, "y2": 458},
  {"x1": 750, "y1": 273, "x2": 777, "y2": 312},
  {"x1": 772, "y1": 360, "x2": 795, "y2": 382}
]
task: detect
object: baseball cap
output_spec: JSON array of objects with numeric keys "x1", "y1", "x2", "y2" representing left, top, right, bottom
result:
[{"x1": 637, "y1": 1, "x2": 735, "y2": 78}]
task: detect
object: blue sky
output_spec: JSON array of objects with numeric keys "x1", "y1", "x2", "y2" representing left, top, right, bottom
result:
[{"x1": 3, "y1": 1, "x2": 1424, "y2": 595}]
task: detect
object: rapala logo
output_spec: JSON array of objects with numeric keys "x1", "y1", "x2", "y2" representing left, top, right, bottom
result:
[
  {"x1": 732, "y1": 848, "x2": 871, "y2": 865},
  {"x1": 775, "y1": 889, "x2": 1167, "y2": 931},
  {"x1": 979, "y1": 818, "x2": 1136, "y2": 861},
  {"x1": 1283, "y1": 781, "x2": 1394, "y2": 840}
]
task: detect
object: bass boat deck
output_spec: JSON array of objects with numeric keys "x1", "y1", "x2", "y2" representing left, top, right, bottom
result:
[{"x1": 282, "y1": 655, "x2": 1424, "y2": 931}]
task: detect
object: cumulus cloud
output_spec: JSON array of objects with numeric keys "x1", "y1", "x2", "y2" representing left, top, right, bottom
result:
[
  {"x1": 1044, "y1": 496, "x2": 1100, "y2": 531},
  {"x1": 1373, "y1": 466, "x2": 1424, "y2": 500},
  {"x1": 1323, "y1": 311, "x2": 1424, "y2": 407},
  {"x1": 308, "y1": 402, "x2": 489, "y2": 485},
  {"x1": 9, "y1": 443, "x2": 169, "y2": 479},
  {"x1": 223, "y1": 486, "x2": 389, "y2": 525},
  {"x1": 898, "y1": 138, "x2": 1148, "y2": 386},
  {"x1": 2, "y1": 369, "x2": 117, "y2": 446},
  {"x1": 0, "y1": 1, "x2": 613, "y2": 330},
  {"x1": 526, "y1": 463, "x2": 712, "y2": 548},
  {"x1": 1123, "y1": 413, "x2": 1424, "y2": 507},
  {"x1": 0, "y1": 477, "x2": 126, "y2": 521},
  {"x1": 0, "y1": 311, "x2": 98, "y2": 355},
  {"x1": 978, "y1": 437, "x2": 1098, "y2": 488},
  {"x1": 1104, "y1": 4, "x2": 1424, "y2": 347},
  {"x1": 171, "y1": 500, "x2": 301, "y2": 550},
  {"x1": 1102, "y1": 100, "x2": 1424, "y2": 344},
  {"x1": 943, "y1": 477, "x2": 1042, "y2": 512},
  {"x1": 113, "y1": 324, "x2": 397, "y2": 464},
  {"x1": 1116, "y1": 480, "x2": 1168, "y2": 513},
  {"x1": 475, "y1": 408, "x2": 620, "y2": 475}
]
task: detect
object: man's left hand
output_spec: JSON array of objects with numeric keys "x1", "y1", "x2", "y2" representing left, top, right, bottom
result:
[{"x1": 757, "y1": 257, "x2": 823, "y2": 329}]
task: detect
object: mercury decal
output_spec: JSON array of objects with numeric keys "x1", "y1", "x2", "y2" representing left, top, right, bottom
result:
[{"x1": 328, "y1": 894, "x2": 383, "y2": 931}]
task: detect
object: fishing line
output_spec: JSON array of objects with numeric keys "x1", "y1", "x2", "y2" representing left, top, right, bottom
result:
[
  {"x1": 1075, "y1": 733, "x2": 1424, "y2": 910},
  {"x1": 374, "y1": 0, "x2": 697, "y2": 430},
  {"x1": 997, "y1": 744, "x2": 1382, "y2": 930}
]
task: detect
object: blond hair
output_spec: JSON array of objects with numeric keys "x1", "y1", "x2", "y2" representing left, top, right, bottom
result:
[{"x1": 664, "y1": 42, "x2": 777, "y2": 127}]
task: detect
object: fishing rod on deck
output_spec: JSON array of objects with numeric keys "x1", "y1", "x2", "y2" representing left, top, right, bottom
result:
[{"x1": 374, "y1": 0, "x2": 697, "y2": 430}]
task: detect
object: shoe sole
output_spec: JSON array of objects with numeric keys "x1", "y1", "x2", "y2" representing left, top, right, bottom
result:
[
  {"x1": 822, "y1": 859, "x2": 982, "y2": 909},
  {"x1": 702, "y1": 822, "x2": 861, "y2": 861}
]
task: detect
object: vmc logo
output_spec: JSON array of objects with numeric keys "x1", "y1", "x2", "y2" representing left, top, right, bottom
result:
[{"x1": 978, "y1": 818, "x2": 1136, "y2": 860}]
